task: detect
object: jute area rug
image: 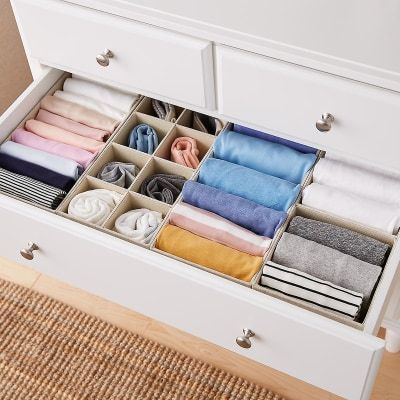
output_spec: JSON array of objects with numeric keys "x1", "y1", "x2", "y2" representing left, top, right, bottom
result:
[{"x1": 0, "y1": 279, "x2": 284, "y2": 400}]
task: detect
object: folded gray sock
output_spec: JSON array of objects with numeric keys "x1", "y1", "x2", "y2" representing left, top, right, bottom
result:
[
  {"x1": 288, "y1": 216, "x2": 390, "y2": 266},
  {"x1": 140, "y1": 173, "x2": 186, "y2": 204},
  {"x1": 152, "y1": 99, "x2": 176, "y2": 122},
  {"x1": 272, "y1": 232, "x2": 382, "y2": 306},
  {"x1": 97, "y1": 162, "x2": 139, "y2": 188}
]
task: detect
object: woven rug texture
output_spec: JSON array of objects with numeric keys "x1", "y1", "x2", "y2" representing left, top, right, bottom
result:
[{"x1": 0, "y1": 279, "x2": 284, "y2": 400}]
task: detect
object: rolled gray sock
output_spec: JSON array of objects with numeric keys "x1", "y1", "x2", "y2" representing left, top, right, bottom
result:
[
  {"x1": 97, "y1": 162, "x2": 139, "y2": 188},
  {"x1": 152, "y1": 99, "x2": 176, "y2": 122},
  {"x1": 288, "y1": 216, "x2": 390, "y2": 266},
  {"x1": 272, "y1": 232, "x2": 382, "y2": 305},
  {"x1": 140, "y1": 173, "x2": 186, "y2": 204}
]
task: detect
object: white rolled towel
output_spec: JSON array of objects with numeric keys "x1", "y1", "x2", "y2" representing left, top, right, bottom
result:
[
  {"x1": 54, "y1": 90, "x2": 126, "y2": 121},
  {"x1": 302, "y1": 183, "x2": 400, "y2": 234},
  {"x1": 115, "y1": 208, "x2": 162, "y2": 244},
  {"x1": 314, "y1": 157, "x2": 400, "y2": 207},
  {"x1": 68, "y1": 189, "x2": 123, "y2": 225},
  {"x1": 0, "y1": 141, "x2": 82, "y2": 180},
  {"x1": 65, "y1": 77, "x2": 140, "y2": 113}
]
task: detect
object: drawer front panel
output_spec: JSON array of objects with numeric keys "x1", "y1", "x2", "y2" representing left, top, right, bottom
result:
[
  {"x1": 13, "y1": 0, "x2": 215, "y2": 109},
  {"x1": 216, "y1": 46, "x2": 400, "y2": 171},
  {"x1": 0, "y1": 195, "x2": 384, "y2": 400}
]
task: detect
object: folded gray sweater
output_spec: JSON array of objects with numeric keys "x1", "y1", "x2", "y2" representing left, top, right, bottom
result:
[
  {"x1": 272, "y1": 232, "x2": 382, "y2": 304},
  {"x1": 288, "y1": 216, "x2": 390, "y2": 266}
]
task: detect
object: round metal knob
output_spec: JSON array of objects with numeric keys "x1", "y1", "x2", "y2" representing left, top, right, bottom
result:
[
  {"x1": 316, "y1": 113, "x2": 334, "y2": 132},
  {"x1": 96, "y1": 48, "x2": 113, "y2": 67},
  {"x1": 20, "y1": 242, "x2": 39, "y2": 260},
  {"x1": 236, "y1": 328, "x2": 255, "y2": 349}
]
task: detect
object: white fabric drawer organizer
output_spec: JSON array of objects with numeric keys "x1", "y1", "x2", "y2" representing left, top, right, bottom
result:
[{"x1": 3, "y1": 0, "x2": 400, "y2": 399}]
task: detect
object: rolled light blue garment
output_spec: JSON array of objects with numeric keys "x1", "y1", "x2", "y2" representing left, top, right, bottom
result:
[
  {"x1": 233, "y1": 124, "x2": 318, "y2": 154},
  {"x1": 214, "y1": 130, "x2": 317, "y2": 184},
  {"x1": 182, "y1": 180, "x2": 287, "y2": 237},
  {"x1": 198, "y1": 158, "x2": 300, "y2": 212},
  {"x1": 128, "y1": 123, "x2": 159, "y2": 154}
]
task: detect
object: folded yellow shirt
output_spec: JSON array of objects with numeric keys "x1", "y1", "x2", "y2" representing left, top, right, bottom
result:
[{"x1": 156, "y1": 224, "x2": 262, "y2": 282}]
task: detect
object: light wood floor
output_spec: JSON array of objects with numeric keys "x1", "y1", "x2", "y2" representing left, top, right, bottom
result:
[{"x1": 0, "y1": 258, "x2": 398, "y2": 400}]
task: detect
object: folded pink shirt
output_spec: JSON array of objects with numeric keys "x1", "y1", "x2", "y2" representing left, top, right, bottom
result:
[
  {"x1": 25, "y1": 119, "x2": 105, "y2": 154},
  {"x1": 169, "y1": 202, "x2": 271, "y2": 256},
  {"x1": 40, "y1": 95, "x2": 119, "y2": 132},
  {"x1": 11, "y1": 128, "x2": 95, "y2": 169},
  {"x1": 36, "y1": 109, "x2": 110, "y2": 142}
]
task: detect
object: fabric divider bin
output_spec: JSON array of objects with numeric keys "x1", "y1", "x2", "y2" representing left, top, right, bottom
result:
[
  {"x1": 252, "y1": 203, "x2": 396, "y2": 328},
  {"x1": 136, "y1": 96, "x2": 184, "y2": 122},
  {"x1": 130, "y1": 157, "x2": 194, "y2": 204},
  {"x1": 111, "y1": 110, "x2": 175, "y2": 154},
  {"x1": 176, "y1": 109, "x2": 227, "y2": 135},
  {"x1": 85, "y1": 143, "x2": 151, "y2": 189},
  {"x1": 56, "y1": 175, "x2": 126, "y2": 231},
  {"x1": 153, "y1": 125, "x2": 215, "y2": 168},
  {"x1": 102, "y1": 191, "x2": 171, "y2": 248}
]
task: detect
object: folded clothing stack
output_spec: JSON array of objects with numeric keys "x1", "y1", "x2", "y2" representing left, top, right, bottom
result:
[
  {"x1": 0, "y1": 76, "x2": 139, "y2": 209},
  {"x1": 156, "y1": 126, "x2": 316, "y2": 282},
  {"x1": 260, "y1": 216, "x2": 390, "y2": 320},
  {"x1": 303, "y1": 154, "x2": 400, "y2": 233}
]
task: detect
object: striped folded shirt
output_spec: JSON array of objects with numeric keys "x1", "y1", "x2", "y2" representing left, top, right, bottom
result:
[
  {"x1": 169, "y1": 202, "x2": 271, "y2": 256},
  {"x1": 0, "y1": 168, "x2": 67, "y2": 209},
  {"x1": 261, "y1": 261, "x2": 363, "y2": 319}
]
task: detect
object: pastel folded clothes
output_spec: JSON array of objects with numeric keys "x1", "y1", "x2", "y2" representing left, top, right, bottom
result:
[
  {"x1": 41, "y1": 95, "x2": 119, "y2": 132},
  {"x1": 214, "y1": 130, "x2": 317, "y2": 183},
  {"x1": 313, "y1": 157, "x2": 400, "y2": 207},
  {"x1": 0, "y1": 153, "x2": 75, "y2": 192},
  {"x1": 54, "y1": 90, "x2": 126, "y2": 121},
  {"x1": 97, "y1": 161, "x2": 139, "y2": 188},
  {"x1": 193, "y1": 113, "x2": 224, "y2": 135},
  {"x1": 198, "y1": 158, "x2": 300, "y2": 211},
  {"x1": 152, "y1": 99, "x2": 176, "y2": 122},
  {"x1": 169, "y1": 202, "x2": 271, "y2": 256},
  {"x1": 128, "y1": 124, "x2": 159, "y2": 154},
  {"x1": 68, "y1": 189, "x2": 123, "y2": 225},
  {"x1": 11, "y1": 128, "x2": 95, "y2": 169},
  {"x1": 36, "y1": 109, "x2": 110, "y2": 142},
  {"x1": 65, "y1": 77, "x2": 140, "y2": 113},
  {"x1": 0, "y1": 141, "x2": 82, "y2": 180},
  {"x1": 261, "y1": 261, "x2": 363, "y2": 319},
  {"x1": 272, "y1": 232, "x2": 382, "y2": 304},
  {"x1": 302, "y1": 183, "x2": 400, "y2": 234},
  {"x1": 233, "y1": 124, "x2": 318, "y2": 154},
  {"x1": 115, "y1": 208, "x2": 162, "y2": 244},
  {"x1": 25, "y1": 119, "x2": 105, "y2": 154},
  {"x1": 140, "y1": 174, "x2": 186, "y2": 204},
  {"x1": 182, "y1": 181, "x2": 287, "y2": 237},
  {"x1": 288, "y1": 216, "x2": 390, "y2": 266},
  {"x1": 156, "y1": 224, "x2": 263, "y2": 282},
  {"x1": 0, "y1": 167, "x2": 66, "y2": 209},
  {"x1": 170, "y1": 137, "x2": 200, "y2": 168}
]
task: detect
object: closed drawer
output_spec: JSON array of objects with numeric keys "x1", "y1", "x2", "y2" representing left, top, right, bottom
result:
[
  {"x1": 13, "y1": 0, "x2": 215, "y2": 109},
  {"x1": 216, "y1": 45, "x2": 400, "y2": 171},
  {"x1": 0, "y1": 67, "x2": 398, "y2": 400}
]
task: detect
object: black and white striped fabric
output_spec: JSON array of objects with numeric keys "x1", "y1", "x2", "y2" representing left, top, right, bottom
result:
[
  {"x1": 261, "y1": 261, "x2": 363, "y2": 319},
  {"x1": 0, "y1": 168, "x2": 67, "y2": 209}
]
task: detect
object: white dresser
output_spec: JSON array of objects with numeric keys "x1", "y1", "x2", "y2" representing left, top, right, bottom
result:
[{"x1": 2, "y1": 1, "x2": 400, "y2": 399}]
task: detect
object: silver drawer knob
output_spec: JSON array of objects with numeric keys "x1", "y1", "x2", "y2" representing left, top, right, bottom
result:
[
  {"x1": 316, "y1": 113, "x2": 335, "y2": 132},
  {"x1": 236, "y1": 328, "x2": 255, "y2": 349},
  {"x1": 96, "y1": 48, "x2": 113, "y2": 67},
  {"x1": 20, "y1": 242, "x2": 39, "y2": 260}
]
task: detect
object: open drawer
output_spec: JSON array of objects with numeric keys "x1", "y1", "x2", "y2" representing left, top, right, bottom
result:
[{"x1": 0, "y1": 68, "x2": 398, "y2": 400}]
